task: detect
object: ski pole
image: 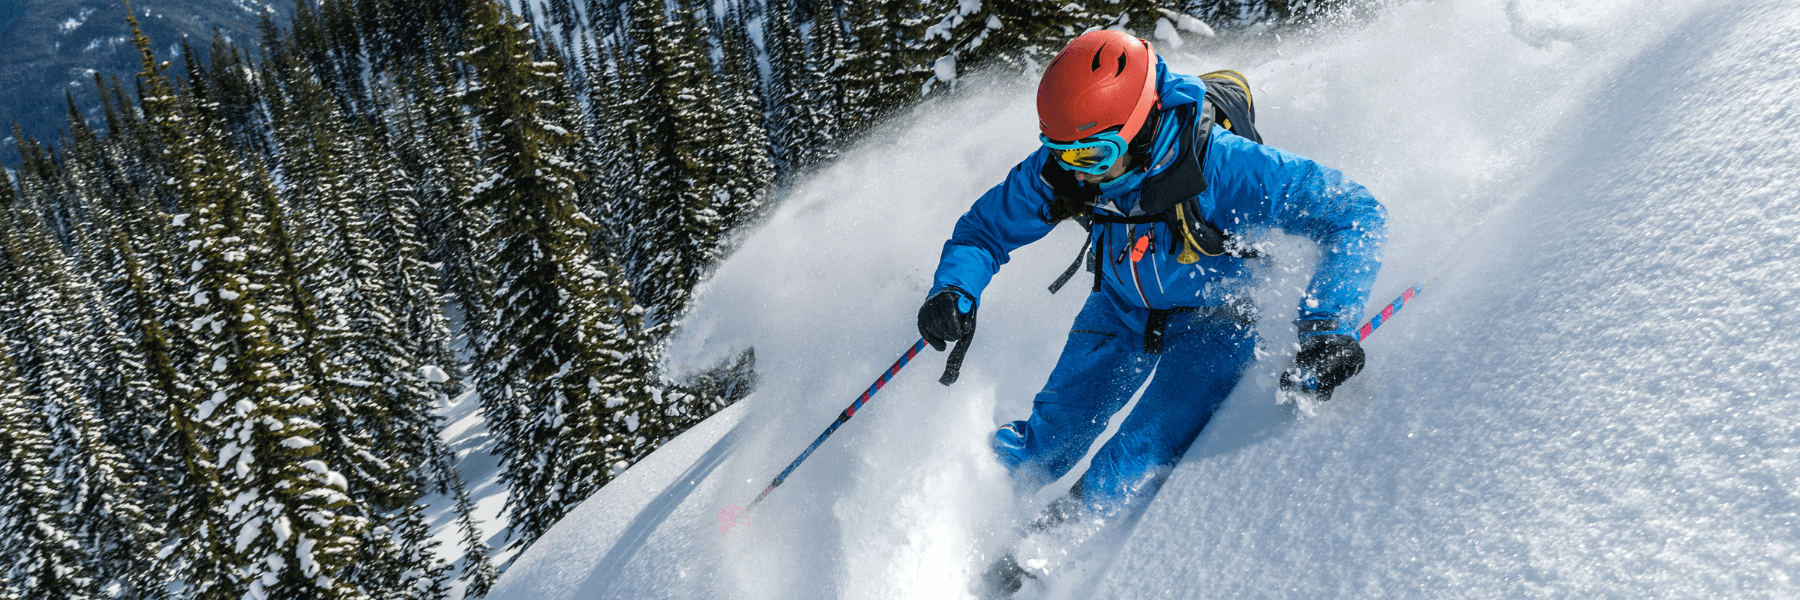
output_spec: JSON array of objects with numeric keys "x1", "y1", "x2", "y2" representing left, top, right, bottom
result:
[
  {"x1": 1356, "y1": 282, "x2": 1425, "y2": 341},
  {"x1": 719, "y1": 338, "x2": 930, "y2": 534}
]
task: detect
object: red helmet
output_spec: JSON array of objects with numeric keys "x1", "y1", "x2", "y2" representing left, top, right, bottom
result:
[{"x1": 1037, "y1": 30, "x2": 1159, "y2": 143}]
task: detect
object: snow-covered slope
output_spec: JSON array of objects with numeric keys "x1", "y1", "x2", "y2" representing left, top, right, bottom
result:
[{"x1": 488, "y1": 0, "x2": 1800, "y2": 597}]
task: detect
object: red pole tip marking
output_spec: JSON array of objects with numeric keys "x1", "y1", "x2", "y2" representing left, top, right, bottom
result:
[
  {"x1": 1381, "y1": 305, "x2": 1395, "y2": 320},
  {"x1": 1358, "y1": 323, "x2": 1374, "y2": 339},
  {"x1": 1403, "y1": 288, "x2": 1415, "y2": 302}
]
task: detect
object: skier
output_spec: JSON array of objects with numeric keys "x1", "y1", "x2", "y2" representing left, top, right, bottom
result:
[{"x1": 917, "y1": 29, "x2": 1386, "y2": 557}]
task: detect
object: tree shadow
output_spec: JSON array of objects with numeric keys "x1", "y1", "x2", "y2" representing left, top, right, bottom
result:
[{"x1": 576, "y1": 419, "x2": 746, "y2": 596}]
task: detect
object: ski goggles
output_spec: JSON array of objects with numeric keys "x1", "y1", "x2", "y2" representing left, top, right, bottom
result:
[{"x1": 1041, "y1": 131, "x2": 1130, "y2": 175}]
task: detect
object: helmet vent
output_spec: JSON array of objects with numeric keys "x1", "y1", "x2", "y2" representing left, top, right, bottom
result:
[
  {"x1": 1116, "y1": 53, "x2": 1128, "y2": 76},
  {"x1": 1091, "y1": 44, "x2": 1106, "y2": 70},
  {"x1": 1077, "y1": 121, "x2": 1097, "y2": 132}
]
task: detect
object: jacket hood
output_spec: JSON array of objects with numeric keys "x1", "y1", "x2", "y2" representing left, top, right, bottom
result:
[{"x1": 1153, "y1": 56, "x2": 1208, "y2": 109}]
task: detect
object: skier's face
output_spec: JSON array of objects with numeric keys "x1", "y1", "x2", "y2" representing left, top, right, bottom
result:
[{"x1": 1076, "y1": 153, "x2": 1133, "y2": 184}]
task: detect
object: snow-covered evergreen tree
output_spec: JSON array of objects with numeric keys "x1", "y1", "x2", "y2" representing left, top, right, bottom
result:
[
  {"x1": 0, "y1": 338, "x2": 90, "y2": 600},
  {"x1": 586, "y1": 30, "x2": 653, "y2": 263},
  {"x1": 764, "y1": 0, "x2": 840, "y2": 173},
  {"x1": 56, "y1": 111, "x2": 178, "y2": 597},
  {"x1": 712, "y1": 5, "x2": 778, "y2": 235},
  {"x1": 256, "y1": 52, "x2": 454, "y2": 599},
  {"x1": 448, "y1": 472, "x2": 500, "y2": 598},
  {"x1": 615, "y1": 2, "x2": 758, "y2": 327},
  {"x1": 460, "y1": 0, "x2": 661, "y2": 550},
  {"x1": 0, "y1": 168, "x2": 98, "y2": 600},
  {"x1": 128, "y1": 12, "x2": 369, "y2": 599},
  {"x1": 838, "y1": 0, "x2": 934, "y2": 135},
  {"x1": 316, "y1": 123, "x2": 453, "y2": 599},
  {"x1": 356, "y1": 113, "x2": 461, "y2": 475},
  {"x1": 405, "y1": 47, "x2": 498, "y2": 389},
  {"x1": 53, "y1": 105, "x2": 202, "y2": 593},
  {"x1": 0, "y1": 151, "x2": 157, "y2": 600},
  {"x1": 807, "y1": 0, "x2": 849, "y2": 143},
  {"x1": 662, "y1": 347, "x2": 758, "y2": 437}
]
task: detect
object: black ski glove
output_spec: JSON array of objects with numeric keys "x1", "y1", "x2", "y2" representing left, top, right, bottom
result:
[
  {"x1": 1279, "y1": 334, "x2": 1366, "y2": 400},
  {"x1": 917, "y1": 289, "x2": 975, "y2": 351}
]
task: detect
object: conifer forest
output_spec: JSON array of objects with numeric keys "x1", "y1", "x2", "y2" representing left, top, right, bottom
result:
[{"x1": 0, "y1": 0, "x2": 1327, "y2": 597}]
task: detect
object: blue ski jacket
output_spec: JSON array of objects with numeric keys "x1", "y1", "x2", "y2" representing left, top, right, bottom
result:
[{"x1": 929, "y1": 60, "x2": 1387, "y2": 338}]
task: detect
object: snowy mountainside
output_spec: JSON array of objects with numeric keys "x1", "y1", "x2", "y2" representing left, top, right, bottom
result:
[{"x1": 484, "y1": 0, "x2": 1800, "y2": 597}]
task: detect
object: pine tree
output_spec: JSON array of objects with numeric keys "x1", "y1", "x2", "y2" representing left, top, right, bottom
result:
[
  {"x1": 662, "y1": 347, "x2": 757, "y2": 436},
  {"x1": 57, "y1": 103, "x2": 175, "y2": 598},
  {"x1": 839, "y1": 0, "x2": 934, "y2": 135},
  {"x1": 94, "y1": 74, "x2": 176, "y2": 216},
  {"x1": 0, "y1": 338, "x2": 90, "y2": 600},
  {"x1": 259, "y1": 51, "x2": 452, "y2": 599},
  {"x1": 447, "y1": 472, "x2": 499, "y2": 598},
  {"x1": 319, "y1": 121, "x2": 453, "y2": 598},
  {"x1": 61, "y1": 97, "x2": 204, "y2": 593},
  {"x1": 460, "y1": 0, "x2": 660, "y2": 550},
  {"x1": 357, "y1": 0, "x2": 402, "y2": 69},
  {"x1": 407, "y1": 47, "x2": 502, "y2": 459},
  {"x1": 567, "y1": 34, "x2": 619, "y2": 256},
  {"x1": 205, "y1": 37, "x2": 273, "y2": 158},
  {"x1": 1, "y1": 140, "x2": 161, "y2": 600},
  {"x1": 544, "y1": 0, "x2": 582, "y2": 48},
  {"x1": 127, "y1": 10, "x2": 368, "y2": 598},
  {"x1": 0, "y1": 167, "x2": 98, "y2": 600},
  {"x1": 618, "y1": 3, "x2": 719, "y2": 326},
  {"x1": 64, "y1": 92, "x2": 146, "y2": 231},
  {"x1": 10, "y1": 129, "x2": 80, "y2": 247},
  {"x1": 712, "y1": 4, "x2": 777, "y2": 234},
  {"x1": 586, "y1": 30, "x2": 651, "y2": 262},
  {"x1": 360, "y1": 105, "x2": 463, "y2": 441},
  {"x1": 612, "y1": 1, "x2": 771, "y2": 328},
  {"x1": 583, "y1": 0, "x2": 623, "y2": 33},
  {"x1": 807, "y1": 0, "x2": 848, "y2": 146},
  {"x1": 356, "y1": 113, "x2": 458, "y2": 473},
  {"x1": 763, "y1": 0, "x2": 839, "y2": 173}
]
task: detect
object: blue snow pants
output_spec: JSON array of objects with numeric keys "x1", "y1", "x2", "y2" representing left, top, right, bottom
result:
[{"x1": 994, "y1": 289, "x2": 1257, "y2": 515}]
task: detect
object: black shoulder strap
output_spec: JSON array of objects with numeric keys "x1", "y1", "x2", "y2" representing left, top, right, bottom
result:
[{"x1": 1138, "y1": 103, "x2": 1210, "y2": 215}]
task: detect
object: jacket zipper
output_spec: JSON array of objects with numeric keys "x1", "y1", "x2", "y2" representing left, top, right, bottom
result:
[
  {"x1": 1126, "y1": 224, "x2": 1151, "y2": 307},
  {"x1": 1148, "y1": 226, "x2": 1166, "y2": 300}
]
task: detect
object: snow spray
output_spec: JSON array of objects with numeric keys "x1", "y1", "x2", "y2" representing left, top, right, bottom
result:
[
  {"x1": 719, "y1": 338, "x2": 930, "y2": 535},
  {"x1": 717, "y1": 285, "x2": 1426, "y2": 534}
]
